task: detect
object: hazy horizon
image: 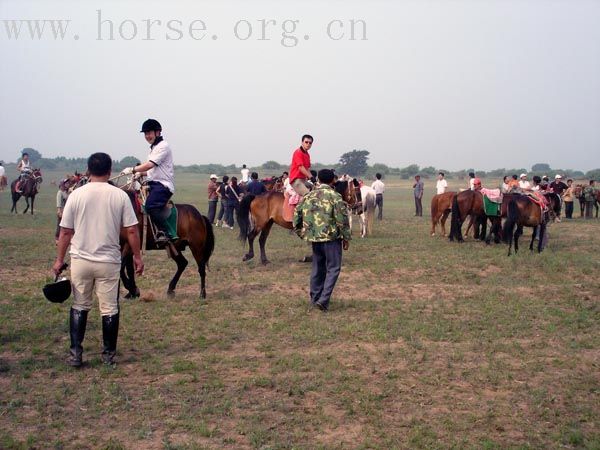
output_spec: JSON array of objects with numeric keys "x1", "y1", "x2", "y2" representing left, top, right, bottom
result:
[{"x1": 2, "y1": 0, "x2": 599, "y2": 171}]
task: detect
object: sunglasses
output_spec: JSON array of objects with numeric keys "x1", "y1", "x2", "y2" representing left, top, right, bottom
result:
[{"x1": 303, "y1": 141, "x2": 313, "y2": 144}]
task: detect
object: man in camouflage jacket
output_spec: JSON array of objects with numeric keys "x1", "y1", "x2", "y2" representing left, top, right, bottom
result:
[{"x1": 293, "y1": 169, "x2": 351, "y2": 311}]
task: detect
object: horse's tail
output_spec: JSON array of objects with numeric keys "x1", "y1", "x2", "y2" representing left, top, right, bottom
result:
[
  {"x1": 449, "y1": 194, "x2": 461, "y2": 240},
  {"x1": 202, "y1": 214, "x2": 215, "y2": 265},
  {"x1": 237, "y1": 194, "x2": 255, "y2": 242},
  {"x1": 502, "y1": 197, "x2": 518, "y2": 243}
]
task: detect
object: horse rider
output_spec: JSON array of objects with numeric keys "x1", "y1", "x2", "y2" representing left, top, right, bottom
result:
[
  {"x1": 15, "y1": 151, "x2": 32, "y2": 193},
  {"x1": 289, "y1": 134, "x2": 313, "y2": 197},
  {"x1": 122, "y1": 119, "x2": 175, "y2": 244},
  {"x1": 518, "y1": 173, "x2": 531, "y2": 190},
  {"x1": 473, "y1": 177, "x2": 482, "y2": 191}
]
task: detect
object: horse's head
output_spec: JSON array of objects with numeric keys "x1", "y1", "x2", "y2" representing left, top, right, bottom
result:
[
  {"x1": 333, "y1": 179, "x2": 359, "y2": 208},
  {"x1": 544, "y1": 192, "x2": 562, "y2": 221},
  {"x1": 32, "y1": 169, "x2": 43, "y2": 183}
]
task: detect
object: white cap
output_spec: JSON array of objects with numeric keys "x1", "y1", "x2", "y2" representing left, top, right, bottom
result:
[
  {"x1": 555, "y1": 174, "x2": 562, "y2": 179},
  {"x1": 210, "y1": 174, "x2": 218, "y2": 179},
  {"x1": 520, "y1": 173, "x2": 527, "y2": 178}
]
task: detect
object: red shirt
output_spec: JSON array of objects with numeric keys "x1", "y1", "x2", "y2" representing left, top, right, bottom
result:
[{"x1": 289, "y1": 147, "x2": 311, "y2": 182}]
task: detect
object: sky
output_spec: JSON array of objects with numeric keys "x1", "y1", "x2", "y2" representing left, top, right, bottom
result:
[{"x1": 1, "y1": 0, "x2": 599, "y2": 171}]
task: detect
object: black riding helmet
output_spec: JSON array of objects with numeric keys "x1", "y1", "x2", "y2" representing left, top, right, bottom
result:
[
  {"x1": 43, "y1": 263, "x2": 71, "y2": 303},
  {"x1": 140, "y1": 119, "x2": 162, "y2": 133}
]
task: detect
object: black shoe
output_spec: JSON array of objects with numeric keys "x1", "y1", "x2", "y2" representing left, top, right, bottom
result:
[
  {"x1": 155, "y1": 231, "x2": 169, "y2": 244},
  {"x1": 313, "y1": 301, "x2": 328, "y2": 312},
  {"x1": 101, "y1": 313, "x2": 120, "y2": 365},
  {"x1": 67, "y1": 308, "x2": 88, "y2": 367}
]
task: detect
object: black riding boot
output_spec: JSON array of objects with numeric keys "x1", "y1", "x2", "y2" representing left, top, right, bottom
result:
[
  {"x1": 101, "y1": 313, "x2": 120, "y2": 365},
  {"x1": 67, "y1": 308, "x2": 88, "y2": 367}
]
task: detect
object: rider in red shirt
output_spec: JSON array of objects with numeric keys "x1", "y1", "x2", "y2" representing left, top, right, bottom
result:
[{"x1": 289, "y1": 134, "x2": 313, "y2": 196}]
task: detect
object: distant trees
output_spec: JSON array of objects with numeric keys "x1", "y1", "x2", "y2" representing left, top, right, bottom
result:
[
  {"x1": 19, "y1": 148, "x2": 42, "y2": 164},
  {"x1": 338, "y1": 150, "x2": 369, "y2": 176},
  {"x1": 261, "y1": 160, "x2": 283, "y2": 170},
  {"x1": 585, "y1": 169, "x2": 600, "y2": 180},
  {"x1": 531, "y1": 163, "x2": 551, "y2": 172},
  {"x1": 120, "y1": 156, "x2": 141, "y2": 167}
]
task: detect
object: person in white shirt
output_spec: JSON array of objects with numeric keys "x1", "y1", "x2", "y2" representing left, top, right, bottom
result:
[
  {"x1": 519, "y1": 173, "x2": 531, "y2": 190},
  {"x1": 241, "y1": 164, "x2": 250, "y2": 183},
  {"x1": 15, "y1": 151, "x2": 32, "y2": 193},
  {"x1": 53, "y1": 152, "x2": 143, "y2": 367},
  {"x1": 371, "y1": 173, "x2": 385, "y2": 220},
  {"x1": 0, "y1": 161, "x2": 6, "y2": 191},
  {"x1": 436, "y1": 172, "x2": 448, "y2": 195},
  {"x1": 122, "y1": 119, "x2": 175, "y2": 244}
]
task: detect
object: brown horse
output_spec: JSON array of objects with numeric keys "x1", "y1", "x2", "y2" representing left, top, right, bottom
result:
[
  {"x1": 10, "y1": 169, "x2": 42, "y2": 214},
  {"x1": 430, "y1": 191, "x2": 455, "y2": 236},
  {"x1": 263, "y1": 176, "x2": 284, "y2": 192},
  {"x1": 237, "y1": 180, "x2": 358, "y2": 264},
  {"x1": 448, "y1": 189, "x2": 486, "y2": 242},
  {"x1": 119, "y1": 188, "x2": 215, "y2": 299}
]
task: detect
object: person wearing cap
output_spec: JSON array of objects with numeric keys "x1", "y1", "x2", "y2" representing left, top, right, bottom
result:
[
  {"x1": 293, "y1": 169, "x2": 351, "y2": 312},
  {"x1": 468, "y1": 172, "x2": 476, "y2": 190},
  {"x1": 519, "y1": 173, "x2": 531, "y2": 190},
  {"x1": 122, "y1": 119, "x2": 175, "y2": 244},
  {"x1": 0, "y1": 160, "x2": 6, "y2": 191},
  {"x1": 53, "y1": 152, "x2": 143, "y2": 367},
  {"x1": 289, "y1": 134, "x2": 313, "y2": 196},
  {"x1": 436, "y1": 172, "x2": 448, "y2": 195},
  {"x1": 550, "y1": 174, "x2": 567, "y2": 195},
  {"x1": 207, "y1": 174, "x2": 219, "y2": 224}
]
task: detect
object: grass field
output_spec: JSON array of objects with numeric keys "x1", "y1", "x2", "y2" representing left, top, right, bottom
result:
[{"x1": 0, "y1": 171, "x2": 598, "y2": 449}]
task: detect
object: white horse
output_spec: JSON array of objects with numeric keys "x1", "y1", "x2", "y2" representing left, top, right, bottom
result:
[{"x1": 349, "y1": 185, "x2": 376, "y2": 238}]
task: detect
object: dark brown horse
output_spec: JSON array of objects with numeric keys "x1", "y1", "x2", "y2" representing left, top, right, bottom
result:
[
  {"x1": 448, "y1": 190, "x2": 486, "y2": 242},
  {"x1": 430, "y1": 191, "x2": 455, "y2": 236},
  {"x1": 237, "y1": 180, "x2": 358, "y2": 264},
  {"x1": 119, "y1": 189, "x2": 215, "y2": 299},
  {"x1": 10, "y1": 169, "x2": 42, "y2": 214},
  {"x1": 263, "y1": 176, "x2": 284, "y2": 192},
  {"x1": 502, "y1": 192, "x2": 561, "y2": 255}
]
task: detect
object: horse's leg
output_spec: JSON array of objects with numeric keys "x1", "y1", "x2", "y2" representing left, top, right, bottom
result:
[
  {"x1": 167, "y1": 251, "x2": 188, "y2": 297},
  {"x1": 529, "y1": 226, "x2": 537, "y2": 251},
  {"x1": 440, "y1": 211, "x2": 450, "y2": 237},
  {"x1": 514, "y1": 225, "x2": 522, "y2": 253},
  {"x1": 465, "y1": 215, "x2": 474, "y2": 238},
  {"x1": 360, "y1": 213, "x2": 366, "y2": 238},
  {"x1": 23, "y1": 197, "x2": 29, "y2": 214},
  {"x1": 243, "y1": 228, "x2": 259, "y2": 261},
  {"x1": 121, "y1": 254, "x2": 140, "y2": 299},
  {"x1": 30, "y1": 195, "x2": 35, "y2": 215},
  {"x1": 258, "y1": 221, "x2": 274, "y2": 265},
  {"x1": 189, "y1": 243, "x2": 208, "y2": 299},
  {"x1": 538, "y1": 224, "x2": 546, "y2": 253}
]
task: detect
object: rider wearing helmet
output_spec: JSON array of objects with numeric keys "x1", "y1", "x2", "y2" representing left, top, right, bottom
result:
[{"x1": 122, "y1": 119, "x2": 175, "y2": 244}]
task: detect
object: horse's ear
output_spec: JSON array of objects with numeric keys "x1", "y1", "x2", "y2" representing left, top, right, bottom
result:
[{"x1": 352, "y1": 179, "x2": 359, "y2": 187}]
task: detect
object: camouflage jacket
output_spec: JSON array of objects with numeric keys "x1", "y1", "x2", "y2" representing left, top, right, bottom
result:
[
  {"x1": 293, "y1": 184, "x2": 351, "y2": 242},
  {"x1": 583, "y1": 185, "x2": 597, "y2": 202}
]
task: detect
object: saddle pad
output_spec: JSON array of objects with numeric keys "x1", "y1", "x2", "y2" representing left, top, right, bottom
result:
[
  {"x1": 165, "y1": 202, "x2": 178, "y2": 239},
  {"x1": 282, "y1": 192, "x2": 294, "y2": 223},
  {"x1": 483, "y1": 195, "x2": 501, "y2": 216},
  {"x1": 480, "y1": 188, "x2": 502, "y2": 202}
]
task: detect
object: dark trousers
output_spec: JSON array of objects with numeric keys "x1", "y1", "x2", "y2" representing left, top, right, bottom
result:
[
  {"x1": 375, "y1": 194, "x2": 383, "y2": 220},
  {"x1": 414, "y1": 196, "x2": 423, "y2": 216},
  {"x1": 146, "y1": 182, "x2": 173, "y2": 234},
  {"x1": 217, "y1": 201, "x2": 226, "y2": 222},
  {"x1": 310, "y1": 240, "x2": 343, "y2": 310},
  {"x1": 565, "y1": 201, "x2": 573, "y2": 219},
  {"x1": 207, "y1": 200, "x2": 218, "y2": 223},
  {"x1": 225, "y1": 202, "x2": 238, "y2": 227},
  {"x1": 585, "y1": 201, "x2": 594, "y2": 219}
]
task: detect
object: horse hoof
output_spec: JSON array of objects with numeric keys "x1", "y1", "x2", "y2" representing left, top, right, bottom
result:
[
  {"x1": 242, "y1": 254, "x2": 254, "y2": 262},
  {"x1": 167, "y1": 290, "x2": 176, "y2": 298},
  {"x1": 200, "y1": 291, "x2": 206, "y2": 299},
  {"x1": 261, "y1": 260, "x2": 270, "y2": 265}
]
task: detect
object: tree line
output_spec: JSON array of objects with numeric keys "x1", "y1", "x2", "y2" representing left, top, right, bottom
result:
[{"x1": 5, "y1": 148, "x2": 599, "y2": 181}]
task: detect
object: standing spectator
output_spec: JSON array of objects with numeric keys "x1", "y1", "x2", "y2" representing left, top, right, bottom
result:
[
  {"x1": 550, "y1": 175, "x2": 568, "y2": 195},
  {"x1": 519, "y1": 173, "x2": 531, "y2": 190},
  {"x1": 468, "y1": 172, "x2": 476, "y2": 190},
  {"x1": 371, "y1": 173, "x2": 385, "y2": 220},
  {"x1": 215, "y1": 175, "x2": 229, "y2": 227},
  {"x1": 583, "y1": 180, "x2": 596, "y2": 219},
  {"x1": 413, "y1": 175, "x2": 424, "y2": 216},
  {"x1": 53, "y1": 152, "x2": 143, "y2": 367},
  {"x1": 241, "y1": 164, "x2": 250, "y2": 183},
  {"x1": 563, "y1": 179, "x2": 575, "y2": 219},
  {"x1": 289, "y1": 135, "x2": 313, "y2": 196},
  {"x1": 436, "y1": 172, "x2": 448, "y2": 195},
  {"x1": 0, "y1": 160, "x2": 6, "y2": 191},
  {"x1": 293, "y1": 169, "x2": 351, "y2": 312},
  {"x1": 247, "y1": 172, "x2": 267, "y2": 195},
  {"x1": 55, "y1": 178, "x2": 70, "y2": 244},
  {"x1": 207, "y1": 174, "x2": 219, "y2": 224},
  {"x1": 224, "y1": 176, "x2": 242, "y2": 229}
]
